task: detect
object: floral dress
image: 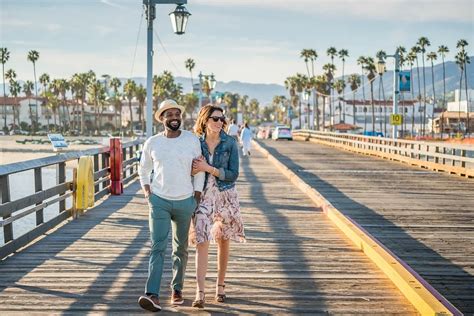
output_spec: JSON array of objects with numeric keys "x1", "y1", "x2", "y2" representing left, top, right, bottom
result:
[{"x1": 189, "y1": 155, "x2": 246, "y2": 245}]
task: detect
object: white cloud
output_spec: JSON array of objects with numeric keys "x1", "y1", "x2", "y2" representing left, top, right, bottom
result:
[
  {"x1": 100, "y1": 0, "x2": 127, "y2": 10},
  {"x1": 194, "y1": 0, "x2": 473, "y2": 23},
  {"x1": 46, "y1": 24, "x2": 62, "y2": 32}
]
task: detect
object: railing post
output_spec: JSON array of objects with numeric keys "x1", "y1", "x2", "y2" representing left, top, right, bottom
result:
[
  {"x1": 122, "y1": 146, "x2": 127, "y2": 180},
  {"x1": 461, "y1": 149, "x2": 466, "y2": 168},
  {"x1": 129, "y1": 146, "x2": 134, "y2": 175},
  {"x1": 72, "y1": 168, "x2": 78, "y2": 218},
  {"x1": 93, "y1": 154, "x2": 99, "y2": 193},
  {"x1": 101, "y1": 152, "x2": 109, "y2": 190},
  {"x1": 57, "y1": 162, "x2": 66, "y2": 213},
  {"x1": 34, "y1": 167, "x2": 43, "y2": 226},
  {"x1": 435, "y1": 147, "x2": 439, "y2": 164},
  {"x1": 0, "y1": 175, "x2": 13, "y2": 242}
]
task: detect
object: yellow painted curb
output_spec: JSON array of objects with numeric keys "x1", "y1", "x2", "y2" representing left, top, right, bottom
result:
[
  {"x1": 76, "y1": 156, "x2": 95, "y2": 211},
  {"x1": 253, "y1": 140, "x2": 462, "y2": 316}
]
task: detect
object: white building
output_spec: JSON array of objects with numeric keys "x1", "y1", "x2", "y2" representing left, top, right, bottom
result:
[{"x1": 447, "y1": 89, "x2": 474, "y2": 113}]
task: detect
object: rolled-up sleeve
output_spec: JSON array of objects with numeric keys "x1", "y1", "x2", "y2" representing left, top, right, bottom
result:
[{"x1": 138, "y1": 140, "x2": 153, "y2": 186}]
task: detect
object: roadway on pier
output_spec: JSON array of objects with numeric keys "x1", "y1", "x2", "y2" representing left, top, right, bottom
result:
[{"x1": 259, "y1": 138, "x2": 474, "y2": 314}]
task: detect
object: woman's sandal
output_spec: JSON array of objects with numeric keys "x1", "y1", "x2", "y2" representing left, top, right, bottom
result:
[
  {"x1": 215, "y1": 284, "x2": 226, "y2": 303},
  {"x1": 192, "y1": 291, "x2": 205, "y2": 309}
]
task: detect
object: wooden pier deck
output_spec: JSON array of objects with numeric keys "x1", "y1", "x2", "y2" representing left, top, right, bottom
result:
[
  {"x1": 258, "y1": 139, "x2": 474, "y2": 314},
  {"x1": 0, "y1": 149, "x2": 417, "y2": 314}
]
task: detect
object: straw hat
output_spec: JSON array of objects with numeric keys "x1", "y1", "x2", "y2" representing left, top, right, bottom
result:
[{"x1": 154, "y1": 99, "x2": 185, "y2": 122}]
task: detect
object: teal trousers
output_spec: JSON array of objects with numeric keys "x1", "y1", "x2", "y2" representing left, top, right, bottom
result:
[{"x1": 145, "y1": 194, "x2": 196, "y2": 296}]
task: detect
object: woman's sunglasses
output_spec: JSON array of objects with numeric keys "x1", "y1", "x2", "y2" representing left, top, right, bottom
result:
[{"x1": 209, "y1": 116, "x2": 226, "y2": 123}]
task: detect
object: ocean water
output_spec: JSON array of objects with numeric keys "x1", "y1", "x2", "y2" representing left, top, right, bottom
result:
[{"x1": 0, "y1": 167, "x2": 74, "y2": 246}]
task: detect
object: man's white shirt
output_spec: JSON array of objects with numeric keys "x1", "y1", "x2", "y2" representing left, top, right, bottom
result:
[{"x1": 138, "y1": 130, "x2": 205, "y2": 200}]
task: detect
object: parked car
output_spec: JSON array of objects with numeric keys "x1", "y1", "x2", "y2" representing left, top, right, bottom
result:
[
  {"x1": 272, "y1": 126, "x2": 293, "y2": 141},
  {"x1": 9, "y1": 129, "x2": 29, "y2": 135}
]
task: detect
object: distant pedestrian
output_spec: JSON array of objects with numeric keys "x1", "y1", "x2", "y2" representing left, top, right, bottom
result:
[
  {"x1": 227, "y1": 119, "x2": 239, "y2": 142},
  {"x1": 137, "y1": 99, "x2": 205, "y2": 312},
  {"x1": 240, "y1": 122, "x2": 252, "y2": 156}
]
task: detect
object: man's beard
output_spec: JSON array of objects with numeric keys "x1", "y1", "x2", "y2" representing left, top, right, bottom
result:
[{"x1": 165, "y1": 119, "x2": 181, "y2": 131}]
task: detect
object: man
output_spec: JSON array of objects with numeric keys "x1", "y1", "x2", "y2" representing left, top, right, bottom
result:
[
  {"x1": 227, "y1": 118, "x2": 239, "y2": 142},
  {"x1": 138, "y1": 99, "x2": 204, "y2": 312}
]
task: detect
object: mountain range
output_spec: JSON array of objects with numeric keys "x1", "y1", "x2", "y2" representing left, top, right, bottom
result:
[{"x1": 2, "y1": 57, "x2": 472, "y2": 106}]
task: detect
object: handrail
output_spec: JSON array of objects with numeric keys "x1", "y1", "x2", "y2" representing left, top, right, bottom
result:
[
  {"x1": 293, "y1": 130, "x2": 474, "y2": 178},
  {"x1": 0, "y1": 138, "x2": 144, "y2": 259}
]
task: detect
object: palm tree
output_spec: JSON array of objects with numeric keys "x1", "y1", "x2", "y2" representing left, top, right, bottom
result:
[
  {"x1": 323, "y1": 63, "x2": 336, "y2": 129},
  {"x1": 410, "y1": 45, "x2": 422, "y2": 135},
  {"x1": 89, "y1": 80, "x2": 104, "y2": 131},
  {"x1": 1, "y1": 47, "x2": 10, "y2": 132},
  {"x1": 338, "y1": 49, "x2": 349, "y2": 94},
  {"x1": 185, "y1": 58, "x2": 195, "y2": 91},
  {"x1": 294, "y1": 73, "x2": 307, "y2": 128},
  {"x1": 300, "y1": 49, "x2": 312, "y2": 77},
  {"x1": 72, "y1": 72, "x2": 91, "y2": 134},
  {"x1": 426, "y1": 52, "x2": 438, "y2": 137},
  {"x1": 39, "y1": 73, "x2": 51, "y2": 130},
  {"x1": 27, "y1": 50, "x2": 40, "y2": 133},
  {"x1": 314, "y1": 75, "x2": 330, "y2": 131},
  {"x1": 124, "y1": 79, "x2": 137, "y2": 135},
  {"x1": 437, "y1": 45, "x2": 449, "y2": 138},
  {"x1": 363, "y1": 57, "x2": 376, "y2": 133},
  {"x1": 327, "y1": 47, "x2": 337, "y2": 128},
  {"x1": 23, "y1": 81, "x2": 34, "y2": 129},
  {"x1": 4, "y1": 68, "x2": 16, "y2": 130},
  {"x1": 110, "y1": 77, "x2": 122, "y2": 131},
  {"x1": 455, "y1": 50, "x2": 469, "y2": 135},
  {"x1": 333, "y1": 79, "x2": 345, "y2": 123},
  {"x1": 9, "y1": 80, "x2": 21, "y2": 129},
  {"x1": 135, "y1": 84, "x2": 146, "y2": 132},
  {"x1": 348, "y1": 74, "x2": 361, "y2": 125},
  {"x1": 357, "y1": 56, "x2": 367, "y2": 128},
  {"x1": 457, "y1": 39, "x2": 470, "y2": 134},
  {"x1": 417, "y1": 37, "x2": 430, "y2": 135}
]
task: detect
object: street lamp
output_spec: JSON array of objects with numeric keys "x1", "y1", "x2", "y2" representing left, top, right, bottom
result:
[
  {"x1": 144, "y1": 0, "x2": 191, "y2": 138},
  {"x1": 198, "y1": 72, "x2": 216, "y2": 107},
  {"x1": 377, "y1": 50, "x2": 399, "y2": 139}
]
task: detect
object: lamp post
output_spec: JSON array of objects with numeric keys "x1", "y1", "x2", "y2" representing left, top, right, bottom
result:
[
  {"x1": 198, "y1": 72, "x2": 216, "y2": 107},
  {"x1": 377, "y1": 50, "x2": 400, "y2": 139},
  {"x1": 143, "y1": 0, "x2": 190, "y2": 138}
]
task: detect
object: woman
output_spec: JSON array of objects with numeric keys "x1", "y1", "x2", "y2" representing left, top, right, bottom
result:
[{"x1": 190, "y1": 104, "x2": 246, "y2": 308}]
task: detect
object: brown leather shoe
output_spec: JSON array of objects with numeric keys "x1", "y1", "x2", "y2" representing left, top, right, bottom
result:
[
  {"x1": 171, "y1": 289, "x2": 184, "y2": 305},
  {"x1": 138, "y1": 294, "x2": 161, "y2": 312}
]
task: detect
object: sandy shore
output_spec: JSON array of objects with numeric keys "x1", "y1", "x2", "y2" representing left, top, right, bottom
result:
[{"x1": 0, "y1": 136, "x2": 136, "y2": 165}]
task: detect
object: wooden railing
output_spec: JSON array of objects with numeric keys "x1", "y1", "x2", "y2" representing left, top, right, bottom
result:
[
  {"x1": 293, "y1": 130, "x2": 474, "y2": 178},
  {"x1": 0, "y1": 139, "x2": 144, "y2": 259}
]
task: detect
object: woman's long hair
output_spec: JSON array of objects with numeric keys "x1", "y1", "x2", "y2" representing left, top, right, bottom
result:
[{"x1": 194, "y1": 104, "x2": 228, "y2": 136}]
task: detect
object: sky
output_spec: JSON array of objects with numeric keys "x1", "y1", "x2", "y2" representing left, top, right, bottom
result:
[{"x1": 1, "y1": 0, "x2": 473, "y2": 85}]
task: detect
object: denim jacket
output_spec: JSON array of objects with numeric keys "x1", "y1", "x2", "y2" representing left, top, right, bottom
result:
[{"x1": 200, "y1": 131, "x2": 239, "y2": 191}]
